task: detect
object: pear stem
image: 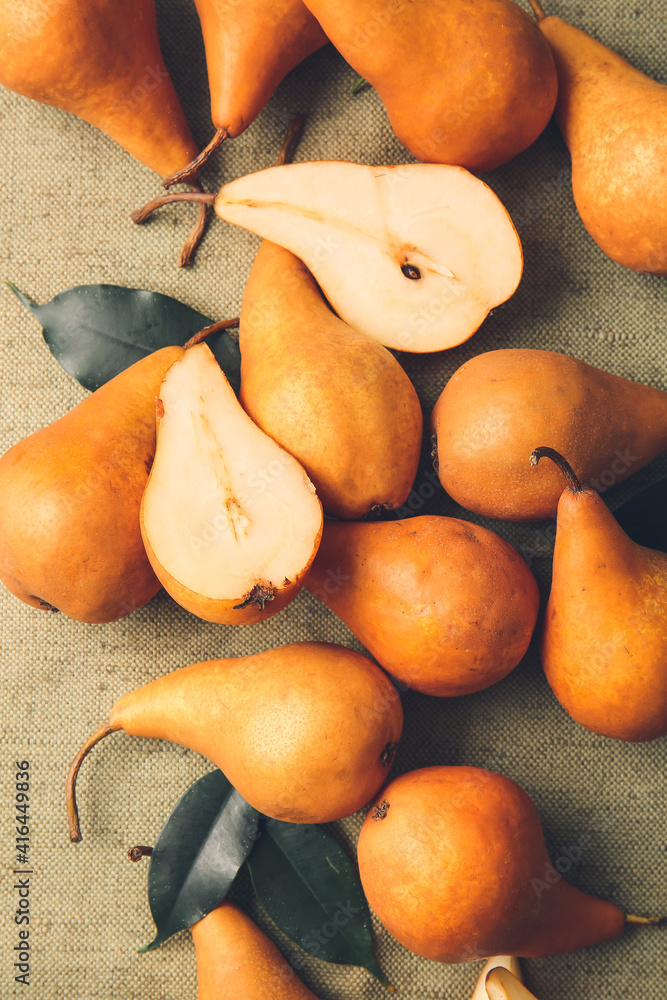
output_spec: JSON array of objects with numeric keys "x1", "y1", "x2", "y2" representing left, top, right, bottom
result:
[
  {"x1": 527, "y1": 0, "x2": 547, "y2": 20},
  {"x1": 625, "y1": 913, "x2": 667, "y2": 927},
  {"x1": 130, "y1": 191, "x2": 216, "y2": 226},
  {"x1": 183, "y1": 318, "x2": 240, "y2": 349},
  {"x1": 66, "y1": 722, "x2": 116, "y2": 843},
  {"x1": 275, "y1": 114, "x2": 304, "y2": 166},
  {"x1": 178, "y1": 179, "x2": 211, "y2": 268},
  {"x1": 161, "y1": 128, "x2": 229, "y2": 190},
  {"x1": 128, "y1": 845, "x2": 154, "y2": 863},
  {"x1": 530, "y1": 447, "x2": 584, "y2": 493}
]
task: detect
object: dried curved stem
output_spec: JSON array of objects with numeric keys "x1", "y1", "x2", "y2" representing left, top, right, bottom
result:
[
  {"x1": 131, "y1": 191, "x2": 216, "y2": 225},
  {"x1": 162, "y1": 128, "x2": 229, "y2": 189},
  {"x1": 275, "y1": 114, "x2": 304, "y2": 166},
  {"x1": 184, "y1": 318, "x2": 240, "y2": 349},
  {"x1": 530, "y1": 447, "x2": 583, "y2": 493},
  {"x1": 66, "y1": 722, "x2": 116, "y2": 843},
  {"x1": 177, "y1": 179, "x2": 211, "y2": 268},
  {"x1": 527, "y1": 0, "x2": 547, "y2": 20},
  {"x1": 625, "y1": 913, "x2": 667, "y2": 926}
]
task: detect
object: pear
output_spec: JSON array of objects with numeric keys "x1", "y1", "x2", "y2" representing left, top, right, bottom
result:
[
  {"x1": 213, "y1": 161, "x2": 523, "y2": 352},
  {"x1": 166, "y1": 0, "x2": 326, "y2": 183},
  {"x1": 306, "y1": 516, "x2": 539, "y2": 697},
  {"x1": 66, "y1": 641, "x2": 403, "y2": 839},
  {"x1": 302, "y1": 0, "x2": 557, "y2": 172},
  {"x1": 191, "y1": 901, "x2": 321, "y2": 999},
  {"x1": 357, "y1": 766, "x2": 625, "y2": 962},
  {"x1": 533, "y1": 447, "x2": 667, "y2": 743},
  {"x1": 431, "y1": 349, "x2": 667, "y2": 521},
  {"x1": 140, "y1": 342, "x2": 323, "y2": 625},
  {"x1": 485, "y1": 968, "x2": 540, "y2": 1000},
  {"x1": 239, "y1": 241, "x2": 423, "y2": 519},
  {"x1": 0, "y1": 0, "x2": 198, "y2": 178},
  {"x1": 471, "y1": 958, "x2": 524, "y2": 1000},
  {"x1": 528, "y1": 1, "x2": 667, "y2": 275},
  {"x1": 0, "y1": 346, "x2": 184, "y2": 624}
]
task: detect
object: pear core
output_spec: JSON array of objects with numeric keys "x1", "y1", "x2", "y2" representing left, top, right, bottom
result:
[{"x1": 141, "y1": 344, "x2": 322, "y2": 603}]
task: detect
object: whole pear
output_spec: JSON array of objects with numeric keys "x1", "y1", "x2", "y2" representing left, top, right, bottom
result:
[
  {"x1": 357, "y1": 766, "x2": 625, "y2": 962},
  {"x1": 302, "y1": 0, "x2": 557, "y2": 172},
  {"x1": 239, "y1": 241, "x2": 423, "y2": 519},
  {"x1": 535, "y1": 448, "x2": 667, "y2": 742},
  {"x1": 67, "y1": 641, "x2": 403, "y2": 840},
  {"x1": 193, "y1": 0, "x2": 325, "y2": 145},
  {"x1": 529, "y1": 0, "x2": 667, "y2": 275},
  {"x1": 0, "y1": 0, "x2": 198, "y2": 177},
  {"x1": 192, "y1": 901, "x2": 321, "y2": 999},
  {"x1": 0, "y1": 346, "x2": 184, "y2": 623},
  {"x1": 431, "y1": 349, "x2": 667, "y2": 520},
  {"x1": 307, "y1": 516, "x2": 539, "y2": 696}
]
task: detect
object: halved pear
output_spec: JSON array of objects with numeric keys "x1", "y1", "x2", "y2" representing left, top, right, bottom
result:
[
  {"x1": 471, "y1": 958, "x2": 523, "y2": 1000},
  {"x1": 213, "y1": 161, "x2": 523, "y2": 353},
  {"x1": 486, "y1": 968, "x2": 540, "y2": 1000},
  {"x1": 140, "y1": 343, "x2": 323, "y2": 624}
]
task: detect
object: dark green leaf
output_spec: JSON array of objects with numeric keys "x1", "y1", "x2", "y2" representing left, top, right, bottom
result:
[
  {"x1": 613, "y1": 477, "x2": 667, "y2": 553},
  {"x1": 140, "y1": 770, "x2": 259, "y2": 953},
  {"x1": 5, "y1": 282, "x2": 241, "y2": 393},
  {"x1": 247, "y1": 818, "x2": 388, "y2": 984}
]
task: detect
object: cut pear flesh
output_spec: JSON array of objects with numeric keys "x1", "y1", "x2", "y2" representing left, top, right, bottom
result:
[
  {"x1": 486, "y1": 968, "x2": 539, "y2": 1000},
  {"x1": 470, "y1": 958, "x2": 523, "y2": 1000},
  {"x1": 141, "y1": 344, "x2": 322, "y2": 623},
  {"x1": 214, "y1": 161, "x2": 523, "y2": 353}
]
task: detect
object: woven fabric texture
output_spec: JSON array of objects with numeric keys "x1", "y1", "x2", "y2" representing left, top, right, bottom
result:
[{"x1": 0, "y1": 0, "x2": 666, "y2": 997}]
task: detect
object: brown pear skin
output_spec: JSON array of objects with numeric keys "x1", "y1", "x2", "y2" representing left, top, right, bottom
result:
[
  {"x1": 195, "y1": 0, "x2": 326, "y2": 141},
  {"x1": 239, "y1": 241, "x2": 423, "y2": 520},
  {"x1": 431, "y1": 349, "x2": 667, "y2": 521},
  {"x1": 529, "y1": 0, "x2": 667, "y2": 275},
  {"x1": 192, "y1": 901, "x2": 320, "y2": 1000},
  {"x1": 301, "y1": 0, "x2": 557, "y2": 173},
  {"x1": 66, "y1": 641, "x2": 403, "y2": 840},
  {"x1": 535, "y1": 448, "x2": 667, "y2": 743},
  {"x1": 357, "y1": 766, "x2": 625, "y2": 963},
  {"x1": 306, "y1": 516, "x2": 539, "y2": 697},
  {"x1": 0, "y1": 1, "x2": 199, "y2": 177},
  {"x1": 0, "y1": 346, "x2": 184, "y2": 624}
]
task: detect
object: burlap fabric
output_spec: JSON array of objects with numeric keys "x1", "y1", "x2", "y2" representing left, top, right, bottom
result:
[{"x1": 0, "y1": 1, "x2": 665, "y2": 997}]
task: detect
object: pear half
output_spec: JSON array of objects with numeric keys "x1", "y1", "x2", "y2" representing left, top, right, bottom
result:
[
  {"x1": 214, "y1": 161, "x2": 523, "y2": 353},
  {"x1": 470, "y1": 958, "x2": 523, "y2": 1000},
  {"x1": 486, "y1": 968, "x2": 539, "y2": 1000},
  {"x1": 140, "y1": 343, "x2": 322, "y2": 624}
]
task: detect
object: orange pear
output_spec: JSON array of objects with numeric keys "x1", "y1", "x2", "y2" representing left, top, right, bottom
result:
[
  {"x1": 66, "y1": 641, "x2": 403, "y2": 840},
  {"x1": 357, "y1": 766, "x2": 626, "y2": 962},
  {"x1": 0, "y1": 346, "x2": 184, "y2": 624},
  {"x1": 306, "y1": 516, "x2": 539, "y2": 697},
  {"x1": 528, "y1": 0, "x2": 667, "y2": 275},
  {"x1": 301, "y1": 0, "x2": 557, "y2": 172},
  {"x1": 239, "y1": 241, "x2": 423, "y2": 519},
  {"x1": 0, "y1": 0, "x2": 198, "y2": 178},
  {"x1": 192, "y1": 901, "x2": 320, "y2": 999},
  {"x1": 533, "y1": 447, "x2": 667, "y2": 743},
  {"x1": 431, "y1": 349, "x2": 667, "y2": 521},
  {"x1": 140, "y1": 343, "x2": 323, "y2": 625},
  {"x1": 165, "y1": 0, "x2": 327, "y2": 183}
]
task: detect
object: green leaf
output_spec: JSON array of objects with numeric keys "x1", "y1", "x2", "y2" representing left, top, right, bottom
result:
[
  {"x1": 5, "y1": 282, "x2": 241, "y2": 394},
  {"x1": 247, "y1": 818, "x2": 388, "y2": 985},
  {"x1": 614, "y1": 477, "x2": 667, "y2": 553},
  {"x1": 140, "y1": 770, "x2": 259, "y2": 952}
]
